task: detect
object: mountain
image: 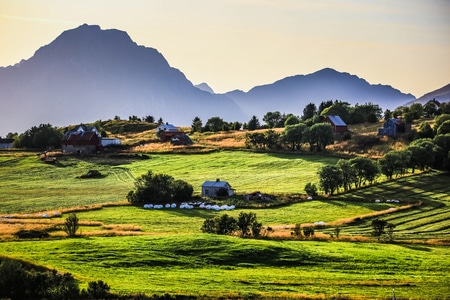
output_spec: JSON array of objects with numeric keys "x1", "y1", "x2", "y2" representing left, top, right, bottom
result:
[
  {"x1": 406, "y1": 83, "x2": 450, "y2": 106},
  {"x1": 0, "y1": 24, "x2": 248, "y2": 136},
  {"x1": 194, "y1": 83, "x2": 214, "y2": 94},
  {"x1": 225, "y1": 68, "x2": 415, "y2": 118}
]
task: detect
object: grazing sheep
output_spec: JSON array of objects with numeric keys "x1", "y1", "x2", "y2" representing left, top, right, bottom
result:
[
  {"x1": 171, "y1": 203, "x2": 177, "y2": 208},
  {"x1": 375, "y1": 199, "x2": 381, "y2": 203},
  {"x1": 165, "y1": 204, "x2": 171, "y2": 209}
]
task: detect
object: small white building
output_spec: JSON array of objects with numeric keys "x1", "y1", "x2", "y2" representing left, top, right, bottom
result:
[
  {"x1": 201, "y1": 179, "x2": 234, "y2": 197},
  {"x1": 101, "y1": 138, "x2": 121, "y2": 147}
]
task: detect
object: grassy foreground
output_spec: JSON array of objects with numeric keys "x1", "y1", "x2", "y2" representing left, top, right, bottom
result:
[
  {"x1": 2, "y1": 235, "x2": 449, "y2": 299},
  {"x1": 1, "y1": 150, "x2": 450, "y2": 299}
]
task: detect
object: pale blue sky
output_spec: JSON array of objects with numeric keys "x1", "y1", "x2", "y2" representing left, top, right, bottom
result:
[{"x1": 1, "y1": 0, "x2": 449, "y2": 97}]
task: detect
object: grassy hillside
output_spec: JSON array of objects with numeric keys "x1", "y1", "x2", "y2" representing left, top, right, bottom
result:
[
  {"x1": 2, "y1": 234, "x2": 449, "y2": 299},
  {"x1": 0, "y1": 151, "x2": 338, "y2": 214}
]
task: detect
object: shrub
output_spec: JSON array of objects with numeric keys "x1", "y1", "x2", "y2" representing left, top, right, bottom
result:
[
  {"x1": 302, "y1": 226, "x2": 315, "y2": 238},
  {"x1": 201, "y1": 214, "x2": 237, "y2": 235},
  {"x1": 127, "y1": 171, "x2": 193, "y2": 204},
  {"x1": 15, "y1": 230, "x2": 49, "y2": 239},
  {"x1": 63, "y1": 213, "x2": 79, "y2": 237},
  {"x1": 304, "y1": 182, "x2": 318, "y2": 196}
]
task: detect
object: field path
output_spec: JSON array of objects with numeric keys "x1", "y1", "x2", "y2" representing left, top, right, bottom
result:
[{"x1": 111, "y1": 167, "x2": 136, "y2": 183}]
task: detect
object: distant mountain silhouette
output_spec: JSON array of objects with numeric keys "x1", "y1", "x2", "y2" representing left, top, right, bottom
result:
[
  {"x1": 194, "y1": 83, "x2": 214, "y2": 94},
  {"x1": 0, "y1": 24, "x2": 247, "y2": 135},
  {"x1": 225, "y1": 68, "x2": 415, "y2": 118},
  {"x1": 0, "y1": 24, "x2": 428, "y2": 136},
  {"x1": 405, "y1": 83, "x2": 450, "y2": 106}
]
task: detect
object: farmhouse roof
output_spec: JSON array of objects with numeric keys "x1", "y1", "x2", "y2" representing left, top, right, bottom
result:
[
  {"x1": 156, "y1": 123, "x2": 179, "y2": 132},
  {"x1": 202, "y1": 179, "x2": 231, "y2": 189},
  {"x1": 62, "y1": 126, "x2": 101, "y2": 145},
  {"x1": 326, "y1": 115, "x2": 347, "y2": 126}
]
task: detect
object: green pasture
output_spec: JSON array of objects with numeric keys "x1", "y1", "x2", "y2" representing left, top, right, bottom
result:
[
  {"x1": 2, "y1": 235, "x2": 449, "y2": 299},
  {"x1": 0, "y1": 151, "x2": 337, "y2": 214},
  {"x1": 333, "y1": 171, "x2": 450, "y2": 241},
  {"x1": 2, "y1": 151, "x2": 450, "y2": 298}
]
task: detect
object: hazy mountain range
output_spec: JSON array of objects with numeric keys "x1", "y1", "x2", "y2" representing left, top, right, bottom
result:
[{"x1": 0, "y1": 24, "x2": 447, "y2": 136}]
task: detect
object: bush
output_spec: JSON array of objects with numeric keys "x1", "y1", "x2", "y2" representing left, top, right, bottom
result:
[
  {"x1": 201, "y1": 212, "x2": 263, "y2": 238},
  {"x1": 63, "y1": 213, "x2": 79, "y2": 237},
  {"x1": 15, "y1": 230, "x2": 49, "y2": 239},
  {"x1": 304, "y1": 182, "x2": 318, "y2": 196},
  {"x1": 127, "y1": 171, "x2": 193, "y2": 204},
  {"x1": 0, "y1": 258, "x2": 81, "y2": 300},
  {"x1": 302, "y1": 226, "x2": 315, "y2": 238}
]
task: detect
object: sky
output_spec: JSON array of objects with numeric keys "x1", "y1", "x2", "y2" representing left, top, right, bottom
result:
[{"x1": 0, "y1": 0, "x2": 449, "y2": 98}]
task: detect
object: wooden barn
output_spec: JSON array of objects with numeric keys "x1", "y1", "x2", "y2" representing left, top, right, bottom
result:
[
  {"x1": 324, "y1": 115, "x2": 348, "y2": 134},
  {"x1": 201, "y1": 179, "x2": 234, "y2": 197},
  {"x1": 156, "y1": 123, "x2": 182, "y2": 141},
  {"x1": 61, "y1": 125, "x2": 102, "y2": 153},
  {"x1": 378, "y1": 118, "x2": 403, "y2": 137}
]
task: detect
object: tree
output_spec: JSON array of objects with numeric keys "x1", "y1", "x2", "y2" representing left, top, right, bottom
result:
[
  {"x1": 437, "y1": 120, "x2": 450, "y2": 135},
  {"x1": 304, "y1": 182, "x2": 318, "y2": 196},
  {"x1": 263, "y1": 111, "x2": 283, "y2": 128},
  {"x1": 63, "y1": 213, "x2": 79, "y2": 237},
  {"x1": 386, "y1": 223, "x2": 396, "y2": 242},
  {"x1": 383, "y1": 109, "x2": 392, "y2": 121},
  {"x1": 305, "y1": 123, "x2": 334, "y2": 152},
  {"x1": 85, "y1": 280, "x2": 111, "y2": 299},
  {"x1": 423, "y1": 100, "x2": 439, "y2": 117},
  {"x1": 378, "y1": 151, "x2": 403, "y2": 179},
  {"x1": 416, "y1": 122, "x2": 434, "y2": 139},
  {"x1": 337, "y1": 159, "x2": 356, "y2": 191},
  {"x1": 14, "y1": 124, "x2": 62, "y2": 149},
  {"x1": 264, "y1": 129, "x2": 280, "y2": 149},
  {"x1": 302, "y1": 102, "x2": 317, "y2": 120},
  {"x1": 143, "y1": 115, "x2": 155, "y2": 123},
  {"x1": 201, "y1": 214, "x2": 237, "y2": 235},
  {"x1": 371, "y1": 218, "x2": 388, "y2": 241},
  {"x1": 245, "y1": 132, "x2": 266, "y2": 149},
  {"x1": 230, "y1": 121, "x2": 242, "y2": 131},
  {"x1": 284, "y1": 115, "x2": 301, "y2": 126},
  {"x1": 236, "y1": 212, "x2": 258, "y2": 237},
  {"x1": 247, "y1": 115, "x2": 261, "y2": 131},
  {"x1": 349, "y1": 157, "x2": 379, "y2": 187},
  {"x1": 349, "y1": 102, "x2": 382, "y2": 124},
  {"x1": 320, "y1": 100, "x2": 351, "y2": 123},
  {"x1": 280, "y1": 123, "x2": 307, "y2": 150},
  {"x1": 411, "y1": 138, "x2": 442, "y2": 169},
  {"x1": 434, "y1": 114, "x2": 450, "y2": 134},
  {"x1": 127, "y1": 171, "x2": 193, "y2": 204},
  {"x1": 191, "y1": 116, "x2": 203, "y2": 133},
  {"x1": 318, "y1": 100, "x2": 333, "y2": 117},
  {"x1": 205, "y1": 116, "x2": 224, "y2": 132},
  {"x1": 318, "y1": 165, "x2": 343, "y2": 195},
  {"x1": 409, "y1": 103, "x2": 424, "y2": 120}
]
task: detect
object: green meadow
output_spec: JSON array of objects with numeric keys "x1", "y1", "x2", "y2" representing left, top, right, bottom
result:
[
  {"x1": 1, "y1": 150, "x2": 450, "y2": 299},
  {"x1": 0, "y1": 151, "x2": 337, "y2": 214}
]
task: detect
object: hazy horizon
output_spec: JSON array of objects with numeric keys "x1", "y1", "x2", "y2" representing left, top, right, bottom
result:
[{"x1": 1, "y1": 0, "x2": 449, "y2": 98}]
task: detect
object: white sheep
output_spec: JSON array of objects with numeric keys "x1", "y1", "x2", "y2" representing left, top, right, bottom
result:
[
  {"x1": 171, "y1": 203, "x2": 177, "y2": 208},
  {"x1": 165, "y1": 204, "x2": 171, "y2": 209}
]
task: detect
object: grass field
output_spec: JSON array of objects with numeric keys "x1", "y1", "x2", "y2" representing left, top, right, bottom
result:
[
  {"x1": 2, "y1": 235, "x2": 449, "y2": 299},
  {"x1": 0, "y1": 151, "x2": 338, "y2": 214},
  {"x1": 1, "y1": 150, "x2": 450, "y2": 299}
]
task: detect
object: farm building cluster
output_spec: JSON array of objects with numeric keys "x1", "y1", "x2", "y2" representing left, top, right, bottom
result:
[{"x1": 61, "y1": 125, "x2": 121, "y2": 154}]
